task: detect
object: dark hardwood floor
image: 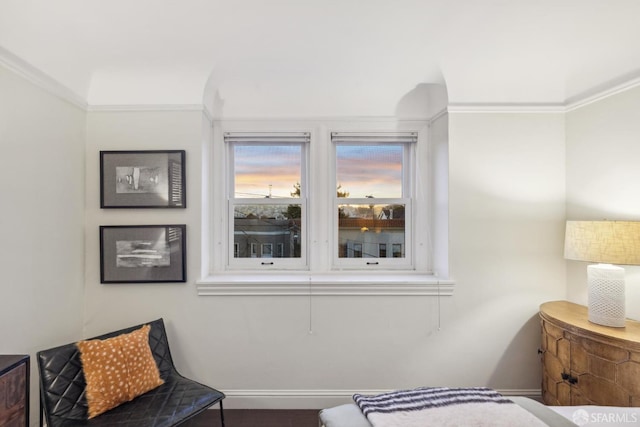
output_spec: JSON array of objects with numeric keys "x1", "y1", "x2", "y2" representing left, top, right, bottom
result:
[{"x1": 183, "y1": 409, "x2": 321, "y2": 427}]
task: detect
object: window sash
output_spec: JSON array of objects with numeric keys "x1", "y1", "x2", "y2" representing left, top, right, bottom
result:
[
  {"x1": 225, "y1": 132, "x2": 309, "y2": 270},
  {"x1": 332, "y1": 132, "x2": 415, "y2": 269},
  {"x1": 334, "y1": 199, "x2": 412, "y2": 268}
]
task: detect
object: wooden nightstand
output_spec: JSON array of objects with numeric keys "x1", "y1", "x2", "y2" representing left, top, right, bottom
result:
[
  {"x1": 540, "y1": 301, "x2": 640, "y2": 406},
  {"x1": 0, "y1": 355, "x2": 29, "y2": 427}
]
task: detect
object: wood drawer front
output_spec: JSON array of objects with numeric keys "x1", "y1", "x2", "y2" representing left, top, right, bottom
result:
[{"x1": 0, "y1": 363, "x2": 26, "y2": 426}]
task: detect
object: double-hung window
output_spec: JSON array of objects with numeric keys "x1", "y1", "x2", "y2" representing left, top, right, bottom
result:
[
  {"x1": 332, "y1": 132, "x2": 415, "y2": 269},
  {"x1": 200, "y1": 119, "x2": 450, "y2": 295},
  {"x1": 225, "y1": 132, "x2": 309, "y2": 270}
]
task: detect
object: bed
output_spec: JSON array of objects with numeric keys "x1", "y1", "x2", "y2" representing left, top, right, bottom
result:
[{"x1": 318, "y1": 389, "x2": 640, "y2": 427}]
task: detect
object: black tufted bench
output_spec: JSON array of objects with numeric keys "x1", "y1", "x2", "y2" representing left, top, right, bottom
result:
[{"x1": 37, "y1": 318, "x2": 225, "y2": 427}]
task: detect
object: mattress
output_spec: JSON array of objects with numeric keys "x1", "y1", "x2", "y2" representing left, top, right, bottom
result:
[{"x1": 319, "y1": 396, "x2": 638, "y2": 427}]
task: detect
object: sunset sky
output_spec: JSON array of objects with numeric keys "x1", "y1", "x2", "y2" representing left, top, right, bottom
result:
[
  {"x1": 234, "y1": 145, "x2": 301, "y2": 198},
  {"x1": 234, "y1": 144, "x2": 403, "y2": 198},
  {"x1": 336, "y1": 145, "x2": 402, "y2": 198}
]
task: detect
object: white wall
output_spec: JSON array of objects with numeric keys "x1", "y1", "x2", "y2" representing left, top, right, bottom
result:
[
  {"x1": 80, "y1": 107, "x2": 568, "y2": 408},
  {"x1": 566, "y1": 87, "x2": 640, "y2": 320},
  {"x1": 0, "y1": 59, "x2": 571, "y2": 414},
  {"x1": 448, "y1": 112, "x2": 567, "y2": 389},
  {"x1": 0, "y1": 64, "x2": 86, "y2": 425},
  {"x1": 83, "y1": 110, "x2": 206, "y2": 331}
]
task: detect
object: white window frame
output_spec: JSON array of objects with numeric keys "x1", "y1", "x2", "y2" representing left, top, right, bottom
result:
[
  {"x1": 226, "y1": 132, "x2": 309, "y2": 270},
  {"x1": 332, "y1": 133, "x2": 415, "y2": 269},
  {"x1": 198, "y1": 118, "x2": 453, "y2": 296}
]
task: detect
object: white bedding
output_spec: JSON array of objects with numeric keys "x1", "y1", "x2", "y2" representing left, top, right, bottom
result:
[
  {"x1": 319, "y1": 396, "x2": 640, "y2": 427},
  {"x1": 353, "y1": 388, "x2": 548, "y2": 427}
]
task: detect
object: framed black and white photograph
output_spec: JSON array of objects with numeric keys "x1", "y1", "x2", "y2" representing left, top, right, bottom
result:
[
  {"x1": 100, "y1": 150, "x2": 186, "y2": 208},
  {"x1": 100, "y1": 225, "x2": 186, "y2": 283}
]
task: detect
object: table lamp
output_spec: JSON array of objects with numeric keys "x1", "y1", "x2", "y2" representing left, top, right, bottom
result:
[{"x1": 564, "y1": 220, "x2": 640, "y2": 327}]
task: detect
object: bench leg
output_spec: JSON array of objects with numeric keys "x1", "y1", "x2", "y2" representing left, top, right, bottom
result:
[{"x1": 219, "y1": 400, "x2": 225, "y2": 427}]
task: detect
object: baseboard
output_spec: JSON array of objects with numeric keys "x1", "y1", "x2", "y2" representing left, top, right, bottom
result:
[{"x1": 216, "y1": 388, "x2": 542, "y2": 409}]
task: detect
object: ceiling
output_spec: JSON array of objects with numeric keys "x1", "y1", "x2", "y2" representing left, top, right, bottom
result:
[{"x1": 2, "y1": 0, "x2": 640, "y2": 114}]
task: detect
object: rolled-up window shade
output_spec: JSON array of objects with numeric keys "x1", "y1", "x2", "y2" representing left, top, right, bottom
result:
[
  {"x1": 331, "y1": 132, "x2": 417, "y2": 144},
  {"x1": 224, "y1": 132, "x2": 310, "y2": 144}
]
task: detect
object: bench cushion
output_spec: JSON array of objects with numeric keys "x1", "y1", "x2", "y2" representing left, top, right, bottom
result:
[{"x1": 46, "y1": 374, "x2": 222, "y2": 427}]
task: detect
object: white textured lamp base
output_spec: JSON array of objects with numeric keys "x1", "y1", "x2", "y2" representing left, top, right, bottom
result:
[{"x1": 587, "y1": 264, "x2": 626, "y2": 327}]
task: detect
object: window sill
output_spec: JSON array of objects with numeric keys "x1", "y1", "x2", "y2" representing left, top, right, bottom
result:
[{"x1": 196, "y1": 272, "x2": 454, "y2": 296}]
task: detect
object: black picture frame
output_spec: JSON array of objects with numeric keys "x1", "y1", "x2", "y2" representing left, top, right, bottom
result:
[
  {"x1": 100, "y1": 150, "x2": 186, "y2": 208},
  {"x1": 100, "y1": 225, "x2": 187, "y2": 283}
]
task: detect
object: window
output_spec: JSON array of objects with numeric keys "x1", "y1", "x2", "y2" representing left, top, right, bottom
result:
[
  {"x1": 351, "y1": 242, "x2": 363, "y2": 258},
  {"x1": 225, "y1": 132, "x2": 308, "y2": 269},
  {"x1": 392, "y1": 243, "x2": 402, "y2": 258},
  {"x1": 332, "y1": 132, "x2": 414, "y2": 268},
  {"x1": 379, "y1": 243, "x2": 387, "y2": 258},
  {"x1": 261, "y1": 243, "x2": 273, "y2": 258},
  {"x1": 200, "y1": 119, "x2": 451, "y2": 296}
]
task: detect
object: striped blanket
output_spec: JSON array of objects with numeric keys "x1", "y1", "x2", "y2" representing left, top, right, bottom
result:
[{"x1": 353, "y1": 387, "x2": 549, "y2": 427}]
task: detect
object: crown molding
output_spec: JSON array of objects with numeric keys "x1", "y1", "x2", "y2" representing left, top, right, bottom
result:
[
  {"x1": 202, "y1": 104, "x2": 214, "y2": 123},
  {"x1": 4, "y1": 44, "x2": 640, "y2": 115},
  {"x1": 0, "y1": 46, "x2": 87, "y2": 110},
  {"x1": 447, "y1": 103, "x2": 565, "y2": 114},
  {"x1": 429, "y1": 107, "x2": 448, "y2": 123},
  {"x1": 449, "y1": 74, "x2": 640, "y2": 114},
  {"x1": 565, "y1": 75, "x2": 640, "y2": 112},
  {"x1": 87, "y1": 104, "x2": 205, "y2": 112}
]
